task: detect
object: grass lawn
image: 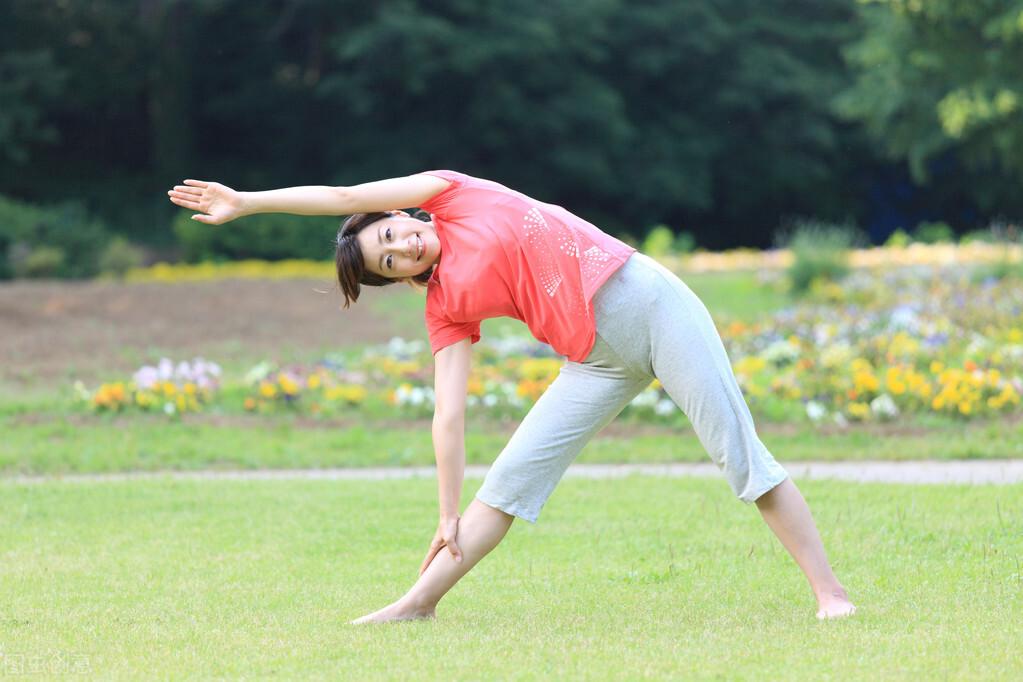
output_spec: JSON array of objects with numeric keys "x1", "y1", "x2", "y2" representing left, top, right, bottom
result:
[
  {"x1": 2, "y1": 476, "x2": 1020, "y2": 679},
  {"x1": 3, "y1": 411, "x2": 1022, "y2": 476}
]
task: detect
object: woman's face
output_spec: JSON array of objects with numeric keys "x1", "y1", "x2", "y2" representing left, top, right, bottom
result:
[{"x1": 356, "y1": 211, "x2": 441, "y2": 280}]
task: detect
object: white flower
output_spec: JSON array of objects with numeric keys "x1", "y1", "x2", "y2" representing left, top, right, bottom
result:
[
  {"x1": 158, "y1": 358, "x2": 174, "y2": 380},
  {"x1": 175, "y1": 361, "x2": 193, "y2": 382},
  {"x1": 806, "y1": 400, "x2": 827, "y2": 421},
  {"x1": 870, "y1": 393, "x2": 899, "y2": 420},
  {"x1": 163, "y1": 402, "x2": 176, "y2": 415},
  {"x1": 761, "y1": 340, "x2": 800, "y2": 367},
  {"x1": 244, "y1": 362, "x2": 273, "y2": 385},
  {"x1": 654, "y1": 399, "x2": 677, "y2": 416},
  {"x1": 482, "y1": 394, "x2": 498, "y2": 408},
  {"x1": 631, "y1": 390, "x2": 659, "y2": 408}
]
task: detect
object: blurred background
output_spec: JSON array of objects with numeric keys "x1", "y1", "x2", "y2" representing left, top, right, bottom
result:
[{"x1": 3, "y1": 0, "x2": 1023, "y2": 279}]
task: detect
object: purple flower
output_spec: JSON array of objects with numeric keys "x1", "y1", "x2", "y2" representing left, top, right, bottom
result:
[{"x1": 133, "y1": 366, "x2": 159, "y2": 390}]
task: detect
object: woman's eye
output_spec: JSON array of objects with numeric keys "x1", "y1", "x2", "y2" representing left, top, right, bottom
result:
[
  {"x1": 386, "y1": 255, "x2": 392, "y2": 269},
  {"x1": 385, "y1": 228, "x2": 392, "y2": 240}
]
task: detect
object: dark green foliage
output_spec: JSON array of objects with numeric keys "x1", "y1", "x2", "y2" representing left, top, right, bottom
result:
[
  {"x1": 1, "y1": 0, "x2": 1020, "y2": 271},
  {"x1": 836, "y1": 0, "x2": 1023, "y2": 215},
  {"x1": 0, "y1": 195, "x2": 111, "y2": 279},
  {"x1": 913, "y1": 221, "x2": 954, "y2": 244},
  {"x1": 173, "y1": 211, "x2": 340, "y2": 263}
]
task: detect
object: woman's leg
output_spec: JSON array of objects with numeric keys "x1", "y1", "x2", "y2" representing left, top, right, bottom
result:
[
  {"x1": 350, "y1": 498, "x2": 515, "y2": 623},
  {"x1": 631, "y1": 254, "x2": 855, "y2": 618},
  {"x1": 754, "y1": 478, "x2": 855, "y2": 619},
  {"x1": 351, "y1": 339, "x2": 650, "y2": 624}
]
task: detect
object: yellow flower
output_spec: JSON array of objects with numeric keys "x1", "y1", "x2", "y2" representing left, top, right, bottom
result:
[
  {"x1": 324, "y1": 385, "x2": 367, "y2": 404},
  {"x1": 930, "y1": 361, "x2": 944, "y2": 374},
  {"x1": 847, "y1": 402, "x2": 870, "y2": 420},
  {"x1": 307, "y1": 374, "x2": 322, "y2": 389},
  {"x1": 958, "y1": 401, "x2": 972, "y2": 415},
  {"x1": 244, "y1": 397, "x2": 257, "y2": 411},
  {"x1": 259, "y1": 382, "x2": 277, "y2": 398},
  {"x1": 278, "y1": 374, "x2": 300, "y2": 396},
  {"x1": 734, "y1": 356, "x2": 767, "y2": 376},
  {"x1": 517, "y1": 358, "x2": 562, "y2": 381}
]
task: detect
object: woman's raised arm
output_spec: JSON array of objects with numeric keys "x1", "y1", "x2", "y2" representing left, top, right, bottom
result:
[{"x1": 167, "y1": 174, "x2": 450, "y2": 225}]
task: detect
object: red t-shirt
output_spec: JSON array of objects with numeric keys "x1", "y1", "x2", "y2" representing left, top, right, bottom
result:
[{"x1": 418, "y1": 170, "x2": 635, "y2": 361}]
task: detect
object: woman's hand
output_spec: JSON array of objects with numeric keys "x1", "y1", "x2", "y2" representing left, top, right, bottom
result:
[
  {"x1": 418, "y1": 515, "x2": 463, "y2": 575},
  {"x1": 167, "y1": 179, "x2": 246, "y2": 225}
]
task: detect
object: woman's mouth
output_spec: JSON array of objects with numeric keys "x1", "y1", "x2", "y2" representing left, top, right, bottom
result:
[{"x1": 416, "y1": 234, "x2": 423, "y2": 260}]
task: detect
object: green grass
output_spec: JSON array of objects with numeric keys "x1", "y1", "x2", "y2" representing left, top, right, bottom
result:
[
  {"x1": 3, "y1": 412, "x2": 1023, "y2": 476},
  {"x1": 681, "y1": 269, "x2": 790, "y2": 321},
  {"x1": 1, "y1": 476, "x2": 1019, "y2": 679}
]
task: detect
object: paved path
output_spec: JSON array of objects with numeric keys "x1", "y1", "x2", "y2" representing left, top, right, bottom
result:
[{"x1": 4, "y1": 460, "x2": 1023, "y2": 485}]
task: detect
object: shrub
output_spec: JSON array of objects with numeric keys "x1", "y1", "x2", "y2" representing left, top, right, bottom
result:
[
  {"x1": 11, "y1": 244, "x2": 66, "y2": 278},
  {"x1": 641, "y1": 225, "x2": 674, "y2": 257},
  {"x1": 777, "y1": 219, "x2": 861, "y2": 294},
  {"x1": 884, "y1": 228, "x2": 911, "y2": 248},
  {"x1": 99, "y1": 236, "x2": 146, "y2": 279},
  {"x1": 172, "y1": 210, "x2": 339, "y2": 262},
  {"x1": 913, "y1": 221, "x2": 954, "y2": 244},
  {"x1": 0, "y1": 194, "x2": 111, "y2": 279},
  {"x1": 959, "y1": 229, "x2": 995, "y2": 244},
  {"x1": 673, "y1": 231, "x2": 696, "y2": 254}
]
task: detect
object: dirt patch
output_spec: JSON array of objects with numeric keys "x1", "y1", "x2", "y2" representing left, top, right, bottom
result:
[{"x1": 0, "y1": 278, "x2": 418, "y2": 386}]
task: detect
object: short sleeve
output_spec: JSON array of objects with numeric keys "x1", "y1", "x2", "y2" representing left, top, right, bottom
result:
[
  {"x1": 417, "y1": 170, "x2": 469, "y2": 219},
  {"x1": 425, "y1": 302, "x2": 481, "y2": 355}
]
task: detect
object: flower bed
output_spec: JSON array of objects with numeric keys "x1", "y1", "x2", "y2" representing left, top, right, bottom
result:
[{"x1": 77, "y1": 263, "x2": 1022, "y2": 426}]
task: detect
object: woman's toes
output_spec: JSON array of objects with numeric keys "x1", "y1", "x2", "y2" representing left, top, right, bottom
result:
[{"x1": 816, "y1": 602, "x2": 857, "y2": 620}]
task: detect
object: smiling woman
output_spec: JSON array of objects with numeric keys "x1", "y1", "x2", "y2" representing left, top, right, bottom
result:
[
  {"x1": 165, "y1": 169, "x2": 856, "y2": 627},
  {"x1": 334, "y1": 209, "x2": 441, "y2": 309}
]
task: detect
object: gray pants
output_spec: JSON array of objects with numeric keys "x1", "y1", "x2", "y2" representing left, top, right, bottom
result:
[{"x1": 475, "y1": 252, "x2": 789, "y2": 523}]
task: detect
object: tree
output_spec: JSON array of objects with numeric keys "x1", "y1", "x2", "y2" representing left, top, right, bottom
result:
[{"x1": 836, "y1": 0, "x2": 1023, "y2": 214}]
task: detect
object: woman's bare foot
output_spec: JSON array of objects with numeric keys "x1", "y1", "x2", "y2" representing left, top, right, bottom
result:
[
  {"x1": 349, "y1": 597, "x2": 436, "y2": 625},
  {"x1": 816, "y1": 586, "x2": 857, "y2": 620}
]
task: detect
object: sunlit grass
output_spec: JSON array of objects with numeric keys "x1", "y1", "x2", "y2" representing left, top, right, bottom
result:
[{"x1": 1, "y1": 476, "x2": 1019, "y2": 679}]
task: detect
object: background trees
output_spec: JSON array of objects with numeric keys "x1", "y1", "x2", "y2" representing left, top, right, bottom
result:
[{"x1": 2, "y1": 0, "x2": 1021, "y2": 269}]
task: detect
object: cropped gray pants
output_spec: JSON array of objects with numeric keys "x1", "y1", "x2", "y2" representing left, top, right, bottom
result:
[{"x1": 475, "y1": 252, "x2": 789, "y2": 523}]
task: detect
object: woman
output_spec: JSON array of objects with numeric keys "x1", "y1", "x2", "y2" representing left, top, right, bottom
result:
[{"x1": 167, "y1": 171, "x2": 856, "y2": 623}]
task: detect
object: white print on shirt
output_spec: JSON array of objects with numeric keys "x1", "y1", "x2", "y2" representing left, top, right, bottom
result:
[
  {"x1": 580, "y1": 245, "x2": 612, "y2": 280},
  {"x1": 523, "y1": 207, "x2": 564, "y2": 297},
  {"x1": 522, "y1": 206, "x2": 596, "y2": 318}
]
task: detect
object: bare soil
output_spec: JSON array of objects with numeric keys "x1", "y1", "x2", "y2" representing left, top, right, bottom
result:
[{"x1": 0, "y1": 277, "x2": 414, "y2": 387}]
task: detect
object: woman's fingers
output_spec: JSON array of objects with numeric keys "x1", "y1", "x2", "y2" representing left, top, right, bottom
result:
[
  {"x1": 183, "y1": 179, "x2": 208, "y2": 188},
  {"x1": 167, "y1": 193, "x2": 200, "y2": 210},
  {"x1": 447, "y1": 540, "x2": 463, "y2": 563},
  {"x1": 419, "y1": 544, "x2": 442, "y2": 576},
  {"x1": 173, "y1": 185, "x2": 202, "y2": 195}
]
